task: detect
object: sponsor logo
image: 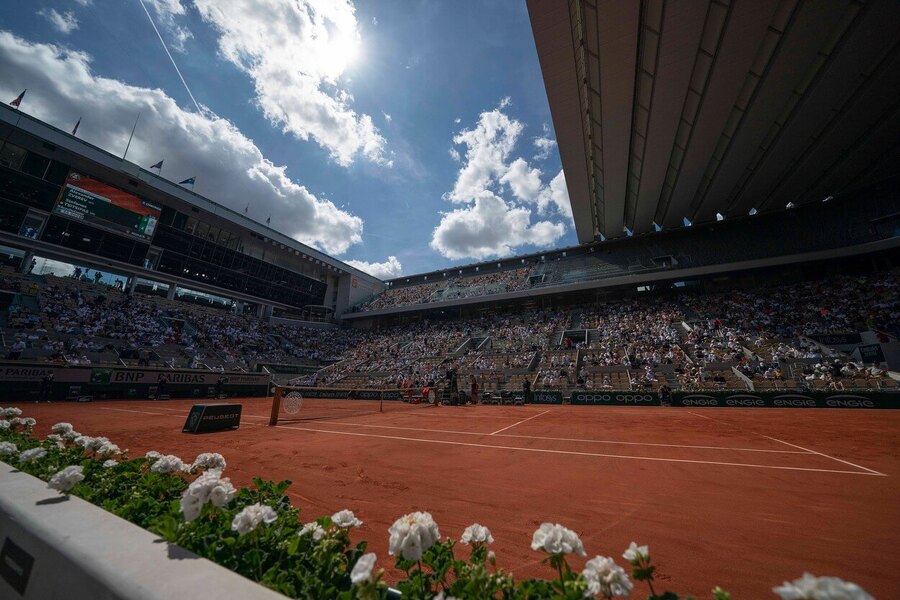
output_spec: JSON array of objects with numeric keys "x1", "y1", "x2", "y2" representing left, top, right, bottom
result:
[
  {"x1": 188, "y1": 411, "x2": 200, "y2": 429},
  {"x1": 202, "y1": 413, "x2": 241, "y2": 421},
  {"x1": 825, "y1": 396, "x2": 875, "y2": 408},
  {"x1": 772, "y1": 395, "x2": 816, "y2": 407},
  {"x1": 724, "y1": 395, "x2": 765, "y2": 407},
  {"x1": 681, "y1": 395, "x2": 718, "y2": 406},
  {"x1": 573, "y1": 393, "x2": 655, "y2": 404}
]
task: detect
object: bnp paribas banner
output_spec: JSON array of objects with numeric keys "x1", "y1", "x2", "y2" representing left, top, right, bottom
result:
[{"x1": 672, "y1": 391, "x2": 900, "y2": 409}]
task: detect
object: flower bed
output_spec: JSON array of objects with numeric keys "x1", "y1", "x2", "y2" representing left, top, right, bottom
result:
[{"x1": 0, "y1": 407, "x2": 873, "y2": 600}]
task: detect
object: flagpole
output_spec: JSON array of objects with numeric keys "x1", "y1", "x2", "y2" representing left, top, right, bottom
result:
[{"x1": 122, "y1": 112, "x2": 141, "y2": 160}]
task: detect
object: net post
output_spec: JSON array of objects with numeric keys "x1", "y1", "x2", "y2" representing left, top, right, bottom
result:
[{"x1": 269, "y1": 386, "x2": 283, "y2": 426}]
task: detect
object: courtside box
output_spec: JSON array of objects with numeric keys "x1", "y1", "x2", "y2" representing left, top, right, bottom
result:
[{"x1": 182, "y1": 403, "x2": 242, "y2": 433}]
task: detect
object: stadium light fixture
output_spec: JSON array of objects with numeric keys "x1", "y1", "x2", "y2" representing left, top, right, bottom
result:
[
  {"x1": 748, "y1": 208, "x2": 758, "y2": 215},
  {"x1": 716, "y1": 212, "x2": 725, "y2": 221},
  {"x1": 682, "y1": 217, "x2": 692, "y2": 227}
]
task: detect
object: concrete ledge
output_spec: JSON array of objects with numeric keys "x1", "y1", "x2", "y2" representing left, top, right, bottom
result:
[{"x1": 0, "y1": 462, "x2": 285, "y2": 600}]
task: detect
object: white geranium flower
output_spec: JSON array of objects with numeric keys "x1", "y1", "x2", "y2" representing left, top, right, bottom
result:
[
  {"x1": 1, "y1": 407, "x2": 22, "y2": 417},
  {"x1": 86, "y1": 437, "x2": 110, "y2": 451},
  {"x1": 103, "y1": 459, "x2": 119, "y2": 468},
  {"x1": 19, "y1": 447, "x2": 48, "y2": 463},
  {"x1": 332, "y1": 509, "x2": 363, "y2": 529},
  {"x1": 48, "y1": 465, "x2": 85, "y2": 492},
  {"x1": 530, "y1": 523, "x2": 587, "y2": 557},
  {"x1": 145, "y1": 450, "x2": 161, "y2": 459},
  {"x1": 73, "y1": 435, "x2": 95, "y2": 448},
  {"x1": 63, "y1": 430, "x2": 80, "y2": 440},
  {"x1": 46, "y1": 433, "x2": 63, "y2": 443},
  {"x1": 10, "y1": 417, "x2": 25, "y2": 426},
  {"x1": 179, "y1": 469, "x2": 236, "y2": 521},
  {"x1": 350, "y1": 552, "x2": 377, "y2": 585},
  {"x1": 231, "y1": 503, "x2": 277, "y2": 536},
  {"x1": 95, "y1": 441, "x2": 121, "y2": 457},
  {"x1": 0, "y1": 441, "x2": 18, "y2": 456},
  {"x1": 460, "y1": 523, "x2": 494, "y2": 545},
  {"x1": 582, "y1": 555, "x2": 633, "y2": 598},
  {"x1": 19, "y1": 417, "x2": 36, "y2": 428},
  {"x1": 299, "y1": 522, "x2": 326, "y2": 541},
  {"x1": 52, "y1": 422, "x2": 74, "y2": 434},
  {"x1": 150, "y1": 455, "x2": 187, "y2": 474},
  {"x1": 0, "y1": 420, "x2": 9, "y2": 430},
  {"x1": 435, "y1": 592, "x2": 460, "y2": 600},
  {"x1": 622, "y1": 542, "x2": 649, "y2": 564},
  {"x1": 192, "y1": 452, "x2": 226, "y2": 470},
  {"x1": 773, "y1": 573, "x2": 873, "y2": 600},
  {"x1": 387, "y1": 511, "x2": 441, "y2": 561}
]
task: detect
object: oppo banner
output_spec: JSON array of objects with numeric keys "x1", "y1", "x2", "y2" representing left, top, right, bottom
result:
[
  {"x1": 570, "y1": 391, "x2": 661, "y2": 406},
  {"x1": 672, "y1": 391, "x2": 900, "y2": 409}
]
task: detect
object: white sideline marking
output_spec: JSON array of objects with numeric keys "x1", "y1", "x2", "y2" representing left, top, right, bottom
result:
[
  {"x1": 760, "y1": 435, "x2": 887, "y2": 477},
  {"x1": 298, "y1": 420, "x2": 810, "y2": 454},
  {"x1": 685, "y1": 410, "x2": 886, "y2": 476},
  {"x1": 273, "y1": 423, "x2": 885, "y2": 476},
  {"x1": 490, "y1": 410, "x2": 549, "y2": 435}
]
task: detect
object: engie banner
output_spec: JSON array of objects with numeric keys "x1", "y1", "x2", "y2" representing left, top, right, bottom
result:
[{"x1": 672, "y1": 390, "x2": 900, "y2": 409}]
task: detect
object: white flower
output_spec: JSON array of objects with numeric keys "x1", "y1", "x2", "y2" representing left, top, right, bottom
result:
[
  {"x1": 16, "y1": 417, "x2": 36, "y2": 427},
  {"x1": 179, "y1": 469, "x2": 236, "y2": 521},
  {"x1": 150, "y1": 454, "x2": 187, "y2": 474},
  {"x1": 94, "y1": 441, "x2": 121, "y2": 457},
  {"x1": 350, "y1": 552, "x2": 377, "y2": 584},
  {"x1": 530, "y1": 523, "x2": 587, "y2": 557},
  {"x1": 387, "y1": 511, "x2": 441, "y2": 561},
  {"x1": 192, "y1": 452, "x2": 226, "y2": 470},
  {"x1": 332, "y1": 509, "x2": 362, "y2": 529},
  {"x1": 0, "y1": 441, "x2": 18, "y2": 456},
  {"x1": 73, "y1": 435, "x2": 95, "y2": 448},
  {"x1": 103, "y1": 459, "x2": 119, "y2": 468},
  {"x1": 435, "y1": 592, "x2": 460, "y2": 600},
  {"x1": 18, "y1": 447, "x2": 48, "y2": 463},
  {"x1": 231, "y1": 503, "x2": 277, "y2": 536},
  {"x1": 1, "y1": 407, "x2": 22, "y2": 417},
  {"x1": 51, "y1": 422, "x2": 74, "y2": 434},
  {"x1": 63, "y1": 430, "x2": 80, "y2": 440},
  {"x1": 48, "y1": 465, "x2": 85, "y2": 492},
  {"x1": 773, "y1": 573, "x2": 873, "y2": 600},
  {"x1": 46, "y1": 433, "x2": 63, "y2": 443},
  {"x1": 0, "y1": 420, "x2": 9, "y2": 430},
  {"x1": 10, "y1": 417, "x2": 25, "y2": 426},
  {"x1": 86, "y1": 436, "x2": 110, "y2": 451},
  {"x1": 145, "y1": 450, "x2": 161, "y2": 459},
  {"x1": 299, "y1": 522, "x2": 326, "y2": 541},
  {"x1": 460, "y1": 523, "x2": 494, "y2": 545},
  {"x1": 582, "y1": 555, "x2": 633, "y2": 598},
  {"x1": 487, "y1": 550, "x2": 496, "y2": 562},
  {"x1": 622, "y1": 542, "x2": 649, "y2": 564}
]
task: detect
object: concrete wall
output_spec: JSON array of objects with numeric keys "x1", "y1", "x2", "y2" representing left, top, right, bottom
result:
[{"x1": 0, "y1": 462, "x2": 285, "y2": 600}]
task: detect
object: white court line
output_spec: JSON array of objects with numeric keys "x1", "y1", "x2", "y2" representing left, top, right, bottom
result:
[
  {"x1": 760, "y1": 435, "x2": 887, "y2": 477},
  {"x1": 272, "y1": 423, "x2": 884, "y2": 476},
  {"x1": 685, "y1": 410, "x2": 886, "y2": 476},
  {"x1": 490, "y1": 410, "x2": 549, "y2": 435},
  {"x1": 277, "y1": 419, "x2": 810, "y2": 454},
  {"x1": 98, "y1": 406, "x2": 264, "y2": 426}
]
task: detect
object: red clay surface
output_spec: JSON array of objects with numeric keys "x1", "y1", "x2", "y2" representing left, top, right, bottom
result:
[{"x1": 9, "y1": 398, "x2": 900, "y2": 598}]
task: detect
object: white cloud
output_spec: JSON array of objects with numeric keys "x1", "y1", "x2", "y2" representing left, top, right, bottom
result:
[
  {"x1": 345, "y1": 256, "x2": 402, "y2": 280},
  {"x1": 0, "y1": 31, "x2": 363, "y2": 255},
  {"x1": 532, "y1": 135, "x2": 557, "y2": 161},
  {"x1": 454, "y1": 117, "x2": 461, "y2": 124},
  {"x1": 38, "y1": 9, "x2": 79, "y2": 34},
  {"x1": 74, "y1": 0, "x2": 93, "y2": 6},
  {"x1": 372, "y1": 16, "x2": 378, "y2": 26},
  {"x1": 431, "y1": 193, "x2": 564, "y2": 260},
  {"x1": 383, "y1": 112, "x2": 392, "y2": 123},
  {"x1": 143, "y1": 0, "x2": 193, "y2": 52},
  {"x1": 431, "y1": 100, "x2": 571, "y2": 260},
  {"x1": 192, "y1": 0, "x2": 390, "y2": 168}
]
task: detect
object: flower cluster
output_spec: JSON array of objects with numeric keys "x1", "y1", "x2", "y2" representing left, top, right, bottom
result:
[
  {"x1": 299, "y1": 522, "x2": 326, "y2": 541},
  {"x1": 582, "y1": 555, "x2": 633, "y2": 598},
  {"x1": 773, "y1": 573, "x2": 874, "y2": 600},
  {"x1": 0, "y1": 407, "x2": 22, "y2": 417},
  {"x1": 460, "y1": 523, "x2": 493, "y2": 545},
  {"x1": 192, "y1": 452, "x2": 227, "y2": 471},
  {"x1": 388, "y1": 511, "x2": 441, "y2": 561},
  {"x1": 47, "y1": 465, "x2": 85, "y2": 492},
  {"x1": 0, "y1": 441, "x2": 18, "y2": 456},
  {"x1": 231, "y1": 502, "x2": 277, "y2": 536},
  {"x1": 530, "y1": 522, "x2": 587, "y2": 557},
  {"x1": 150, "y1": 454, "x2": 188, "y2": 474},
  {"x1": 331, "y1": 509, "x2": 362, "y2": 529},
  {"x1": 18, "y1": 447, "x2": 48, "y2": 463},
  {"x1": 180, "y1": 468, "x2": 236, "y2": 521}
]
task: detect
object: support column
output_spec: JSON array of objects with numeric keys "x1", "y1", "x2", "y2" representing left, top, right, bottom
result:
[
  {"x1": 19, "y1": 250, "x2": 35, "y2": 274},
  {"x1": 127, "y1": 277, "x2": 138, "y2": 295},
  {"x1": 167, "y1": 285, "x2": 177, "y2": 300}
]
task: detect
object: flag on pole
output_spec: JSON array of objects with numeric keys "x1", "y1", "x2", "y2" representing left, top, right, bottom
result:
[
  {"x1": 150, "y1": 160, "x2": 164, "y2": 170},
  {"x1": 266, "y1": 215, "x2": 271, "y2": 226},
  {"x1": 9, "y1": 90, "x2": 26, "y2": 108},
  {"x1": 244, "y1": 203, "x2": 249, "y2": 214},
  {"x1": 178, "y1": 177, "x2": 195, "y2": 185},
  {"x1": 72, "y1": 118, "x2": 81, "y2": 136}
]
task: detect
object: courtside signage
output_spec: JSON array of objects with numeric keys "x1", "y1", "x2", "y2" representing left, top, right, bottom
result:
[
  {"x1": 182, "y1": 404, "x2": 242, "y2": 433},
  {"x1": 672, "y1": 392, "x2": 900, "y2": 409},
  {"x1": 570, "y1": 391, "x2": 660, "y2": 406},
  {"x1": 530, "y1": 391, "x2": 564, "y2": 404}
]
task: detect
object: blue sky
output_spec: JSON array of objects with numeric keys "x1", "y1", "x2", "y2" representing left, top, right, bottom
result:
[{"x1": 0, "y1": 0, "x2": 575, "y2": 278}]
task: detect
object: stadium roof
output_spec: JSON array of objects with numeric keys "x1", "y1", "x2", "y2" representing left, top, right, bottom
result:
[{"x1": 527, "y1": 0, "x2": 900, "y2": 244}]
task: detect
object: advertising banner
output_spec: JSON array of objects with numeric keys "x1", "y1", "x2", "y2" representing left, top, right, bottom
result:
[
  {"x1": 529, "y1": 391, "x2": 564, "y2": 405},
  {"x1": 672, "y1": 391, "x2": 900, "y2": 409},
  {"x1": 570, "y1": 391, "x2": 661, "y2": 406}
]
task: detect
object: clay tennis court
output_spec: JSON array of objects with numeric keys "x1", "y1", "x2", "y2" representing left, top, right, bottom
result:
[{"x1": 14, "y1": 398, "x2": 900, "y2": 598}]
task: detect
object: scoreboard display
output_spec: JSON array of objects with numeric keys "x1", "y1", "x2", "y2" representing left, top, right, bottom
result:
[{"x1": 53, "y1": 172, "x2": 161, "y2": 241}]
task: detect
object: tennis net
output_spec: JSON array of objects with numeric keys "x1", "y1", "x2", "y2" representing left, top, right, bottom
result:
[{"x1": 268, "y1": 386, "x2": 437, "y2": 425}]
